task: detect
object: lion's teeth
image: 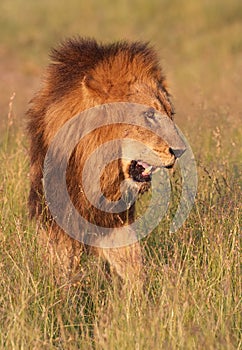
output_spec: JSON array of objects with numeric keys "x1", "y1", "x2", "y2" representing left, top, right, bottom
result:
[{"x1": 142, "y1": 166, "x2": 153, "y2": 175}]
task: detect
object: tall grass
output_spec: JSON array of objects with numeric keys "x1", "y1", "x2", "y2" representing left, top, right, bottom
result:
[
  {"x1": 0, "y1": 0, "x2": 241, "y2": 349},
  {"x1": 0, "y1": 106, "x2": 241, "y2": 349}
]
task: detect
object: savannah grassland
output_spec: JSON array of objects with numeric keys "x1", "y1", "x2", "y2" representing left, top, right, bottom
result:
[{"x1": 0, "y1": 0, "x2": 241, "y2": 349}]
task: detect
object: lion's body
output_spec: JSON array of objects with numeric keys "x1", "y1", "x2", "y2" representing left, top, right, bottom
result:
[{"x1": 27, "y1": 38, "x2": 179, "y2": 284}]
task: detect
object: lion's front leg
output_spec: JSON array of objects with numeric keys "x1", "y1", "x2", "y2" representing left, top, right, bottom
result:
[
  {"x1": 89, "y1": 227, "x2": 145, "y2": 287},
  {"x1": 100, "y1": 242, "x2": 145, "y2": 286}
]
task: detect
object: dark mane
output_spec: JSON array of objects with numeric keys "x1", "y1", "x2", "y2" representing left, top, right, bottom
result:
[{"x1": 47, "y1": 37, "x2": 165, "y2": 99}]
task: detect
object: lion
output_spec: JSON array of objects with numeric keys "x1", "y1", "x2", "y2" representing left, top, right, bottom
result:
[{"x1": 27, "y1": 37, "x2": 185, "y2": 286}]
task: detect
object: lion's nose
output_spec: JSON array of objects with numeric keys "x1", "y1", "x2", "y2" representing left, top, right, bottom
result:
[{"x1": 169, "y1": 147, "x2": 186, "y2": 159}]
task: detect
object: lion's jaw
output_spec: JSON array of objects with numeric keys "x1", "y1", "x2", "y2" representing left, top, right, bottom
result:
[{"x1": 120, "y1": 130, "x2": 177, "y2": 193}]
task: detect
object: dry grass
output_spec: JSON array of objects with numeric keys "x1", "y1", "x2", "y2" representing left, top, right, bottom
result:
[{"x1": 0, "y1": 0, "x2": 241, "y2": 349}]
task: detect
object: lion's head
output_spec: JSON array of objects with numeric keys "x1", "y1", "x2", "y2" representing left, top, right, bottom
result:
[{"x1": 28, "y1": 37, "x2": 186, "y2": 225}]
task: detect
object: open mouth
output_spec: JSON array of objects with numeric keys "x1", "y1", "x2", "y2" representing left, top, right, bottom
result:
[
  {"x1": 128, "y1": 159, "x2": 176, "y2": 183},
  {"x1": 128, "y1": 160, "x2": 159, "y2": 183}
]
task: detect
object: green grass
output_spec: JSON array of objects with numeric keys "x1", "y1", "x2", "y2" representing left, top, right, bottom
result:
[{"x1": 0, "y1": 0, "x2": 241, "y2": 349}]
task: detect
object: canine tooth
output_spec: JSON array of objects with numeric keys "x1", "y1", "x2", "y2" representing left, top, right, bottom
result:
[{"x1": 142, "y1": 166, "x2": 153, "y2": 175}]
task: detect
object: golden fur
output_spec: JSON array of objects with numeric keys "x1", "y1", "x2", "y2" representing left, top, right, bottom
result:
[{"x1": 27, "y1": 38, "x2": 177, "y2": 285}]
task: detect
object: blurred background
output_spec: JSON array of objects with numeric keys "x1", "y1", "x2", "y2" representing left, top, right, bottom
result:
[
  {"x1": 0, "y1": 3, "x2": 241, "y2": 348},
  {"x1": 0, "y1": 0, "x2": 241, "y2": 161}
]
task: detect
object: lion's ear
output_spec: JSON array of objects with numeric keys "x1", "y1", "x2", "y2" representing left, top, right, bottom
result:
[
  {"x1": 157, "y1": 83, "x2": 175, "y2": 118},
  {"x1": 83, "y1": 74, "x2": 109, "y2": 97}
]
